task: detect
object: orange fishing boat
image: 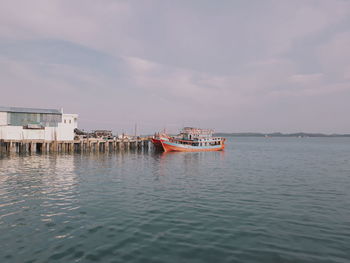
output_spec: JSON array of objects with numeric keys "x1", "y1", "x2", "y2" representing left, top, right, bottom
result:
[
  {"x1": 154, "y1": 127, "x2": 225, "y2": 152},
  {"x1": 151, "y1": 132, "x2": 170, "y2": 151}
]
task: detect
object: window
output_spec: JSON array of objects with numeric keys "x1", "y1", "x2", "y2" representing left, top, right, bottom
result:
[
  {"x1": 8, "y1": 112, "x2": 61, "y2": 127},
  {"x1": 69, "y1": 120, "x2": 71, "y2": 124},
  {"x1": 64, "y1": 119, "x2": 66, "y2": 124}
]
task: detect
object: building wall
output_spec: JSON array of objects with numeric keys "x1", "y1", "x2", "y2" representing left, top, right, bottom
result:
[
  {"x1": 0, "y1": 126, "x2": 22, "y2": 140},
  {"x1": 0, "y1": 113, "x2": 78, "y2": 141},
  {"x1": 0, "y1": 126, "x2": 54, "y2": 140},
  {"x1": 0, "y1": 112, "x2": 7, "y2": 125},
  {"x1": 22, "y1": 128, "x2": 47, "y2": 140},
  {"x1": 62, "y1": 114, "x2": 78, "y2": 128},
  {"x1": 57, "y1": 114, "x2": 78, "y2": 141}
]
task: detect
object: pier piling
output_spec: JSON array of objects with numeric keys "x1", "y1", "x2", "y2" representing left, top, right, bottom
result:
[{"x1": 0, "y1": 138, "x2": 151, "y2": 155}]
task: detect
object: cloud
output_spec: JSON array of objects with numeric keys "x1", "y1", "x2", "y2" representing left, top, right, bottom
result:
[
  {"x1": 0, "y1": 0, "x2": 350, "y2": 133},
  {"x1": 317, "y1": 32, "x2": 350, "y2": 76}
]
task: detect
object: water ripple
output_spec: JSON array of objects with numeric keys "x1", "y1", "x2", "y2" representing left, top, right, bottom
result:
[{"x1": 1, "y1": 138, "x2": 350, "y2": 262}]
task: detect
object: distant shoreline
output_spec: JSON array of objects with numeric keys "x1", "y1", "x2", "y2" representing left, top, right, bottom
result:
[{"x1": 214, "y1": 132, "x2": 350, "y2": 137}]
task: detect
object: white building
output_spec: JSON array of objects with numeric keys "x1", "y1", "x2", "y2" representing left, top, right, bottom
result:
[{"x1": 0, "y1": 106, "x2": 78, "y2": 141}]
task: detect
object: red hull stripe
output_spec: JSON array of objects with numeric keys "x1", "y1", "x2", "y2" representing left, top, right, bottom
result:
[
  {"x1": 151, "y1": 138, "x2": 164, "y2": 150},
  {"x1": 161, "y1": 141, "x2": 225, "y2": 152}
]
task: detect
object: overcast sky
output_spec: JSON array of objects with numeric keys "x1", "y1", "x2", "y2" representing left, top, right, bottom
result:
[{"x1": 1, "y1": 0, "x2": 350, "y2": 134}]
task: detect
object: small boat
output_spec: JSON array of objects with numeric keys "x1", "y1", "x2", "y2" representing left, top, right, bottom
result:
[
  {"x1": 151, "y1": 132, "x2": 170, "y2": 151},
  {"x1": 156, "y1": 127, "x2": 225, "y2": 152}
]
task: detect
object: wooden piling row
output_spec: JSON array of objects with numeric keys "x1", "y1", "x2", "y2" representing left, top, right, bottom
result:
[{"x1": 0, "y1": 138, "x2": 151, "y2": 155}]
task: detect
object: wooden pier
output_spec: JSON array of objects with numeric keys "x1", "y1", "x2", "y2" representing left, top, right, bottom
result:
[{"x1": 0, "y1": 138, "x2": 151, "y2": 155}]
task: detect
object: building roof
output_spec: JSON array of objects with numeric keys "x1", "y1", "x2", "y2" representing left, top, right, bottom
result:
[{"x1": 0, "y1": 106, "x2": 62, "y2": 114}]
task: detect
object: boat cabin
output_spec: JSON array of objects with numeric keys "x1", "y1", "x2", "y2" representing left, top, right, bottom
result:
[
  {"x1": 172, "y1": 127, "x2": 224, "y2": 147},
  {"x1": 180, "y1": 127, "x2": 213, "y2": 140}
]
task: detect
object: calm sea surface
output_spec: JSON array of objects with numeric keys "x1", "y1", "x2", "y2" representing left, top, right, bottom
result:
[{"x1": 0, "y1": 137, "x2": 350, "y2": 263}]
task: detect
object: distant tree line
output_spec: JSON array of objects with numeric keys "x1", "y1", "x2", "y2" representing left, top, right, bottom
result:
[{"x1": 214, "y1": 132, "x2": 350, "y2": 137}]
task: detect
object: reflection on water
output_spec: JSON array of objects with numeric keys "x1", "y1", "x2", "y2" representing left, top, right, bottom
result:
[
  {"x1": 1, "y1": 138, "x2": 350, "y2": 263},
  {"x1": 0, "y1": 155, "x2": 78, "y2": 231},
  {"x1": 156, "y1": 151, "x2": 226, "y2": 177}
]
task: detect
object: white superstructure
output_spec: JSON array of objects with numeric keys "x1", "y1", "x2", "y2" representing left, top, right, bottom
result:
[{"x1": 0, "y1": 106, "x2": 78, "y2": 141}]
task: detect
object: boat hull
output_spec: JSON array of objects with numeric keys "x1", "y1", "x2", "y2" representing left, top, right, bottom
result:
[
  {"x1": 161, "y1": 140, "x2": 225, "y2": 152},
  {"x1": 151, "y1": 137, "x2": 169, "y2": 150}
]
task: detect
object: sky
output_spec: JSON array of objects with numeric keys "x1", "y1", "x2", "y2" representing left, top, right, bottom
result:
[{"x1": 0, "y1": 0, "x2": 350, "y2": 134}]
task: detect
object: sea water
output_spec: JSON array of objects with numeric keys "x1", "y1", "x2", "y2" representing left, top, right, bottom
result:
[{"x1": 0, "y1": 137, "x2": 349, "y2": 262}]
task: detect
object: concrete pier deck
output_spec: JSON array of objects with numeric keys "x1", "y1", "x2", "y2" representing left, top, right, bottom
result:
[{"x1": 0, "y1": 138, "x2": 151, "y2": 154}]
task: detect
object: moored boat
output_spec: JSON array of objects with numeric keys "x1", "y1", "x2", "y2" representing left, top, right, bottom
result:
[
  {"x1": 151, "y1": 132, "x2": 170, "y2": 151},
  {"x1": 159, "y1": 127, "x2": 225, "y2": 152}
]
